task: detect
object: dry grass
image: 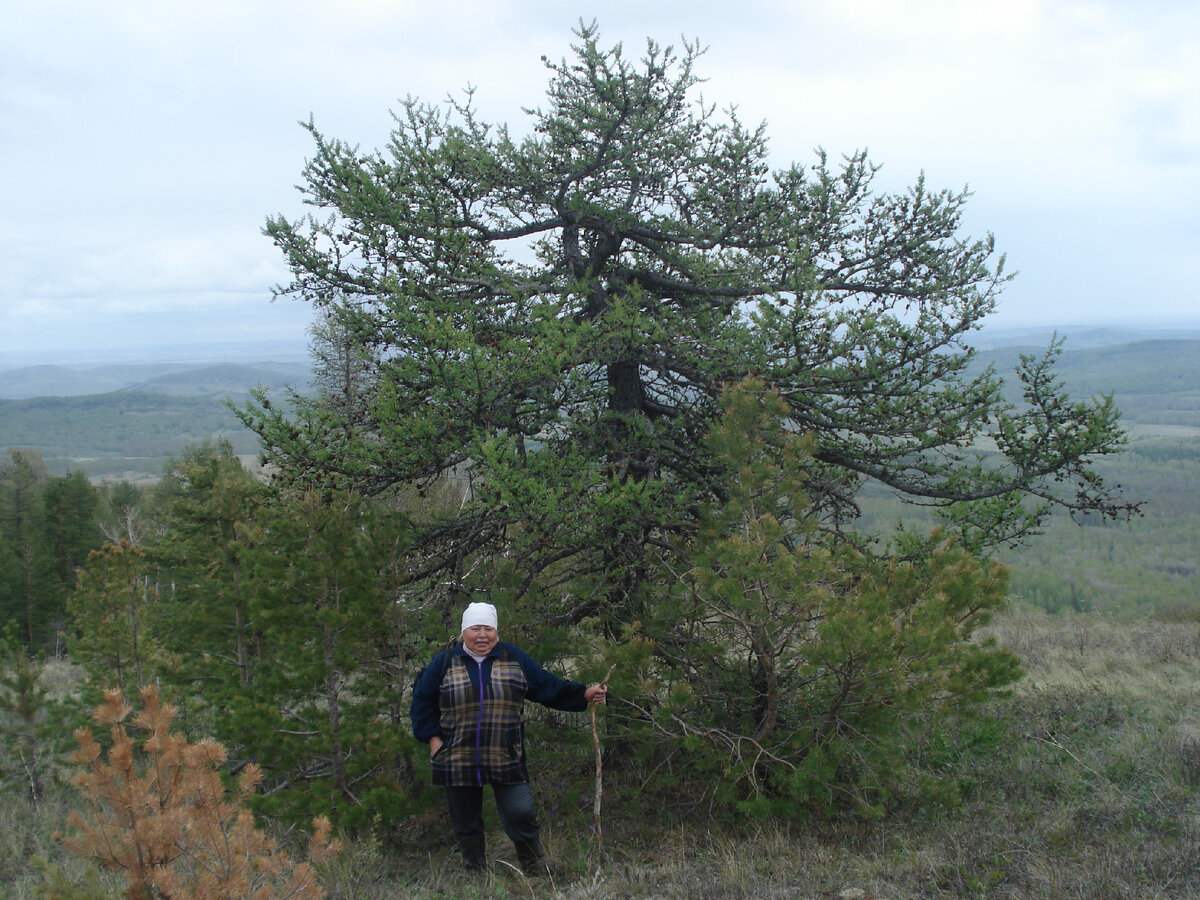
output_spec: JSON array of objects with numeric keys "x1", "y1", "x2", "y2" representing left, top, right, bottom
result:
[{"x1": 6, "y1": 612, "x2": 1200, "y2": 898}]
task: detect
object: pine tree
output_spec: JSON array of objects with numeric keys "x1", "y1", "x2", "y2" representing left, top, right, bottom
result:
[
  {"x1": 218, "y1": 490, "x2": 414, "y2": 829},
  {"x1": 0, "y1": 450, "x2": 56, "y2": 648},
  {"x1": 68, "y1": 541, "x2": 160, "y2": 695},
  {"x1": 57, "y1": 685, "x2": 339, "y2": 900},
  {"x1": 147, "y1": 450, "x2": 417, "y2": 829},
  {"x1": 624, "y1": 380, "x2": 1021, "y2": 814},
  {"x1": 44, "y1": 471, "x2": 102, "y2": 596},
  {"x1": 0, "y1": 624, "x2": 53, "y2": 803},
  {"x1": 152, "y1": 442, "x2": 268, "y2": 692}
]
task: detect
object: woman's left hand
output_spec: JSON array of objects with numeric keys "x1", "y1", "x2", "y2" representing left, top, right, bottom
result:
[{"x1": 585, "y1": 683, "x2": 608, "y2": 704}]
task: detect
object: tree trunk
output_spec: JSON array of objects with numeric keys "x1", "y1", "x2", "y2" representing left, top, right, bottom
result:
[
  {"x1": 751, "y1": 625, "x2": 779, "y2": 742},
  {"x1": 321, "y1": 585, "x2": 349, "y2": 802}
]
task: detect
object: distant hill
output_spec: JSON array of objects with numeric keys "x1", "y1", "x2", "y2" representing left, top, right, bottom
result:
[
  {"x1": 0, "y1": 360, "x2": 311, "y2": 400},
  {"x1": 970, "y1": 339, "x2": 1200, "y2": 427},
  {"x1": 969, "y1": 324, "x2": 1200, "y2": 351},
  {"x1": 0, "y1": 357, "x2": 312, "y2": 480},
  {"x1": 132, "y1": 363, "x2": 311, "y2": 398},
  {"x1": 0, "y1": 363, "x2": 189, "y2": 398}
]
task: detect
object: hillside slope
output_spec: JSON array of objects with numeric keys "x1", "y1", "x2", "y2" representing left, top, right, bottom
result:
[{"x1": 971, "y1": 338, "x2": 1200, "y2": 427}]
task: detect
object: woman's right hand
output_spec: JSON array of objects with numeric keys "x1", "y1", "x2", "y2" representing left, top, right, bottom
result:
[{"x1": 429, "y1": 736, "x2": 444, "y2": 758}]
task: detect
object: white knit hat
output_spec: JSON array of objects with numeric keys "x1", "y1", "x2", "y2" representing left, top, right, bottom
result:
[{"x1": 461, "y1": 601, "x2": 498, "y2": 632}]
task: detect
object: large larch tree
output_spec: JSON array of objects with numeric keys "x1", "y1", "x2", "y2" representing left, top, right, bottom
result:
[{"x1": 242, "y1": 24, "x2": 1134, "y2": 625}]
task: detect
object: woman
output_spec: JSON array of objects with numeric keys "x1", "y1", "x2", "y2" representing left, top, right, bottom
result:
[{"x1": 409, "y1": 601, "x2": 607, "y2": 874}]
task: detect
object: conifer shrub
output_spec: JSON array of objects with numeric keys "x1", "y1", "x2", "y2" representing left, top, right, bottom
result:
[
  {"x1": 56, "y1": 685, "x2": 339, "y2": 899},
  {"x1": 0, "y1": 625, "x2": 55, "y2": 803},
  {"x1": 604, "y1": 380, "x2": 1022, "y2": 819}
]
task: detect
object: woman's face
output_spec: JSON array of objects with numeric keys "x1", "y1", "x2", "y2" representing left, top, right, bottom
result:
[{"x1": 462, "y1": 624, "x2": 498, "y2": 656}]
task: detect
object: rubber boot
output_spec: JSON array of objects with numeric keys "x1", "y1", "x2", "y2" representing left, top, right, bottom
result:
[
  {"x1": 514, "y1": 835, "x2": 553, "y2": 878},
  {"x1": 458, "y1": 835, "x2": 487, "y2": 872}
]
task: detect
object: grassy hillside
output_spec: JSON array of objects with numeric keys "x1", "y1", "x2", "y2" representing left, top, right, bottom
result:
[{"x1": 7, "y1": 613, "x2": 1199, "y2": 898}]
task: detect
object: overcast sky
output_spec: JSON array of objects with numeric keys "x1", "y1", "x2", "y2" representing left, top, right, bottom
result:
[{"x1": 3, "y1": 0, "x2": 1197, "y2": 364}]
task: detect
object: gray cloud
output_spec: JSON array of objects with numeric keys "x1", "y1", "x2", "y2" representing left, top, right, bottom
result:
[{"x1": 3, "y1": 0, "x2": 1198, "y2": 361}]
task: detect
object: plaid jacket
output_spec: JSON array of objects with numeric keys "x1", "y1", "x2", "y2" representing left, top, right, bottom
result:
[{"x1": 410, "y1": 641, "x2": 588, "y2": 786}]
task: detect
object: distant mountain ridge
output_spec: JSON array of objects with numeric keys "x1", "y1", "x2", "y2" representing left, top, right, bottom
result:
[
  {"x1": 1, "y1": 335, "x2": 1196, "y2": 481},
  {"x1": 0, "y1": 360, "x2": 312, "y2": 400},
  {"x1": 966, "y1": 324, "x2": 1200, "y2": 351},
  {"x1": 131, "y1": 362, "x2": 312, "y2": 398}
]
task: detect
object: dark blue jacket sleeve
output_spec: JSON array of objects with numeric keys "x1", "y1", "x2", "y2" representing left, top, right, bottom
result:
[
  {"x1": 409, "y1": 648, "x2": 451, "y2": 742},
  {"x1": 508, "y1": 644, "x2": 588, "y2": 711}
]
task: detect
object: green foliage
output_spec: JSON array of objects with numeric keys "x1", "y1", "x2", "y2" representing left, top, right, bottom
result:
[
  {"x1": 42, "y1": 472, "x2": 100, "y2": 590},
  {"x1": 0, "y1": 451, "x2": 56, "y2": 648},
  {"x1": 93, "y1": 481, "x2": 153, "y2": 547},
  {"x1": 150, "y1": 440, "x2": 270, "y2": 694},
  {"x1": 223, "y1": 490, "x2": 414, "y2": 831},
  {"x1": 0, "y1": 624, "x2": 54, "y2": 802},
  {"x1": 617, "y1": 381, "x2": 1021, "y2": 816},
  {"x1": 130, "y1": 444, "x2": 422, "y2": 831},
  {"x1": 67, "y1": 541, "x2": 160, "y2": 696},
  {"x1": 0, "y1": 451, "x2": 104, "y2": 652},
  {"x1": 244, "y1": 23, "x2": 1132, "y2": 641}
]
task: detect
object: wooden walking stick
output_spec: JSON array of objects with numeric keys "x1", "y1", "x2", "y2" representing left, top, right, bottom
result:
[{"x1": 591, "y1": 663, "x2": 617, "y2": 858}]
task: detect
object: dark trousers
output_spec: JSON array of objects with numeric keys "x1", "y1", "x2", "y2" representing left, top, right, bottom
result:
[{"x1": 445, "y1": 782, "x2": 540, "y2": 844}]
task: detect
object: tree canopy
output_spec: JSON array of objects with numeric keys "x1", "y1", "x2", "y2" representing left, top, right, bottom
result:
[{"x1": 243, "y1": 23, "x2": 1134, "y2": 622}]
